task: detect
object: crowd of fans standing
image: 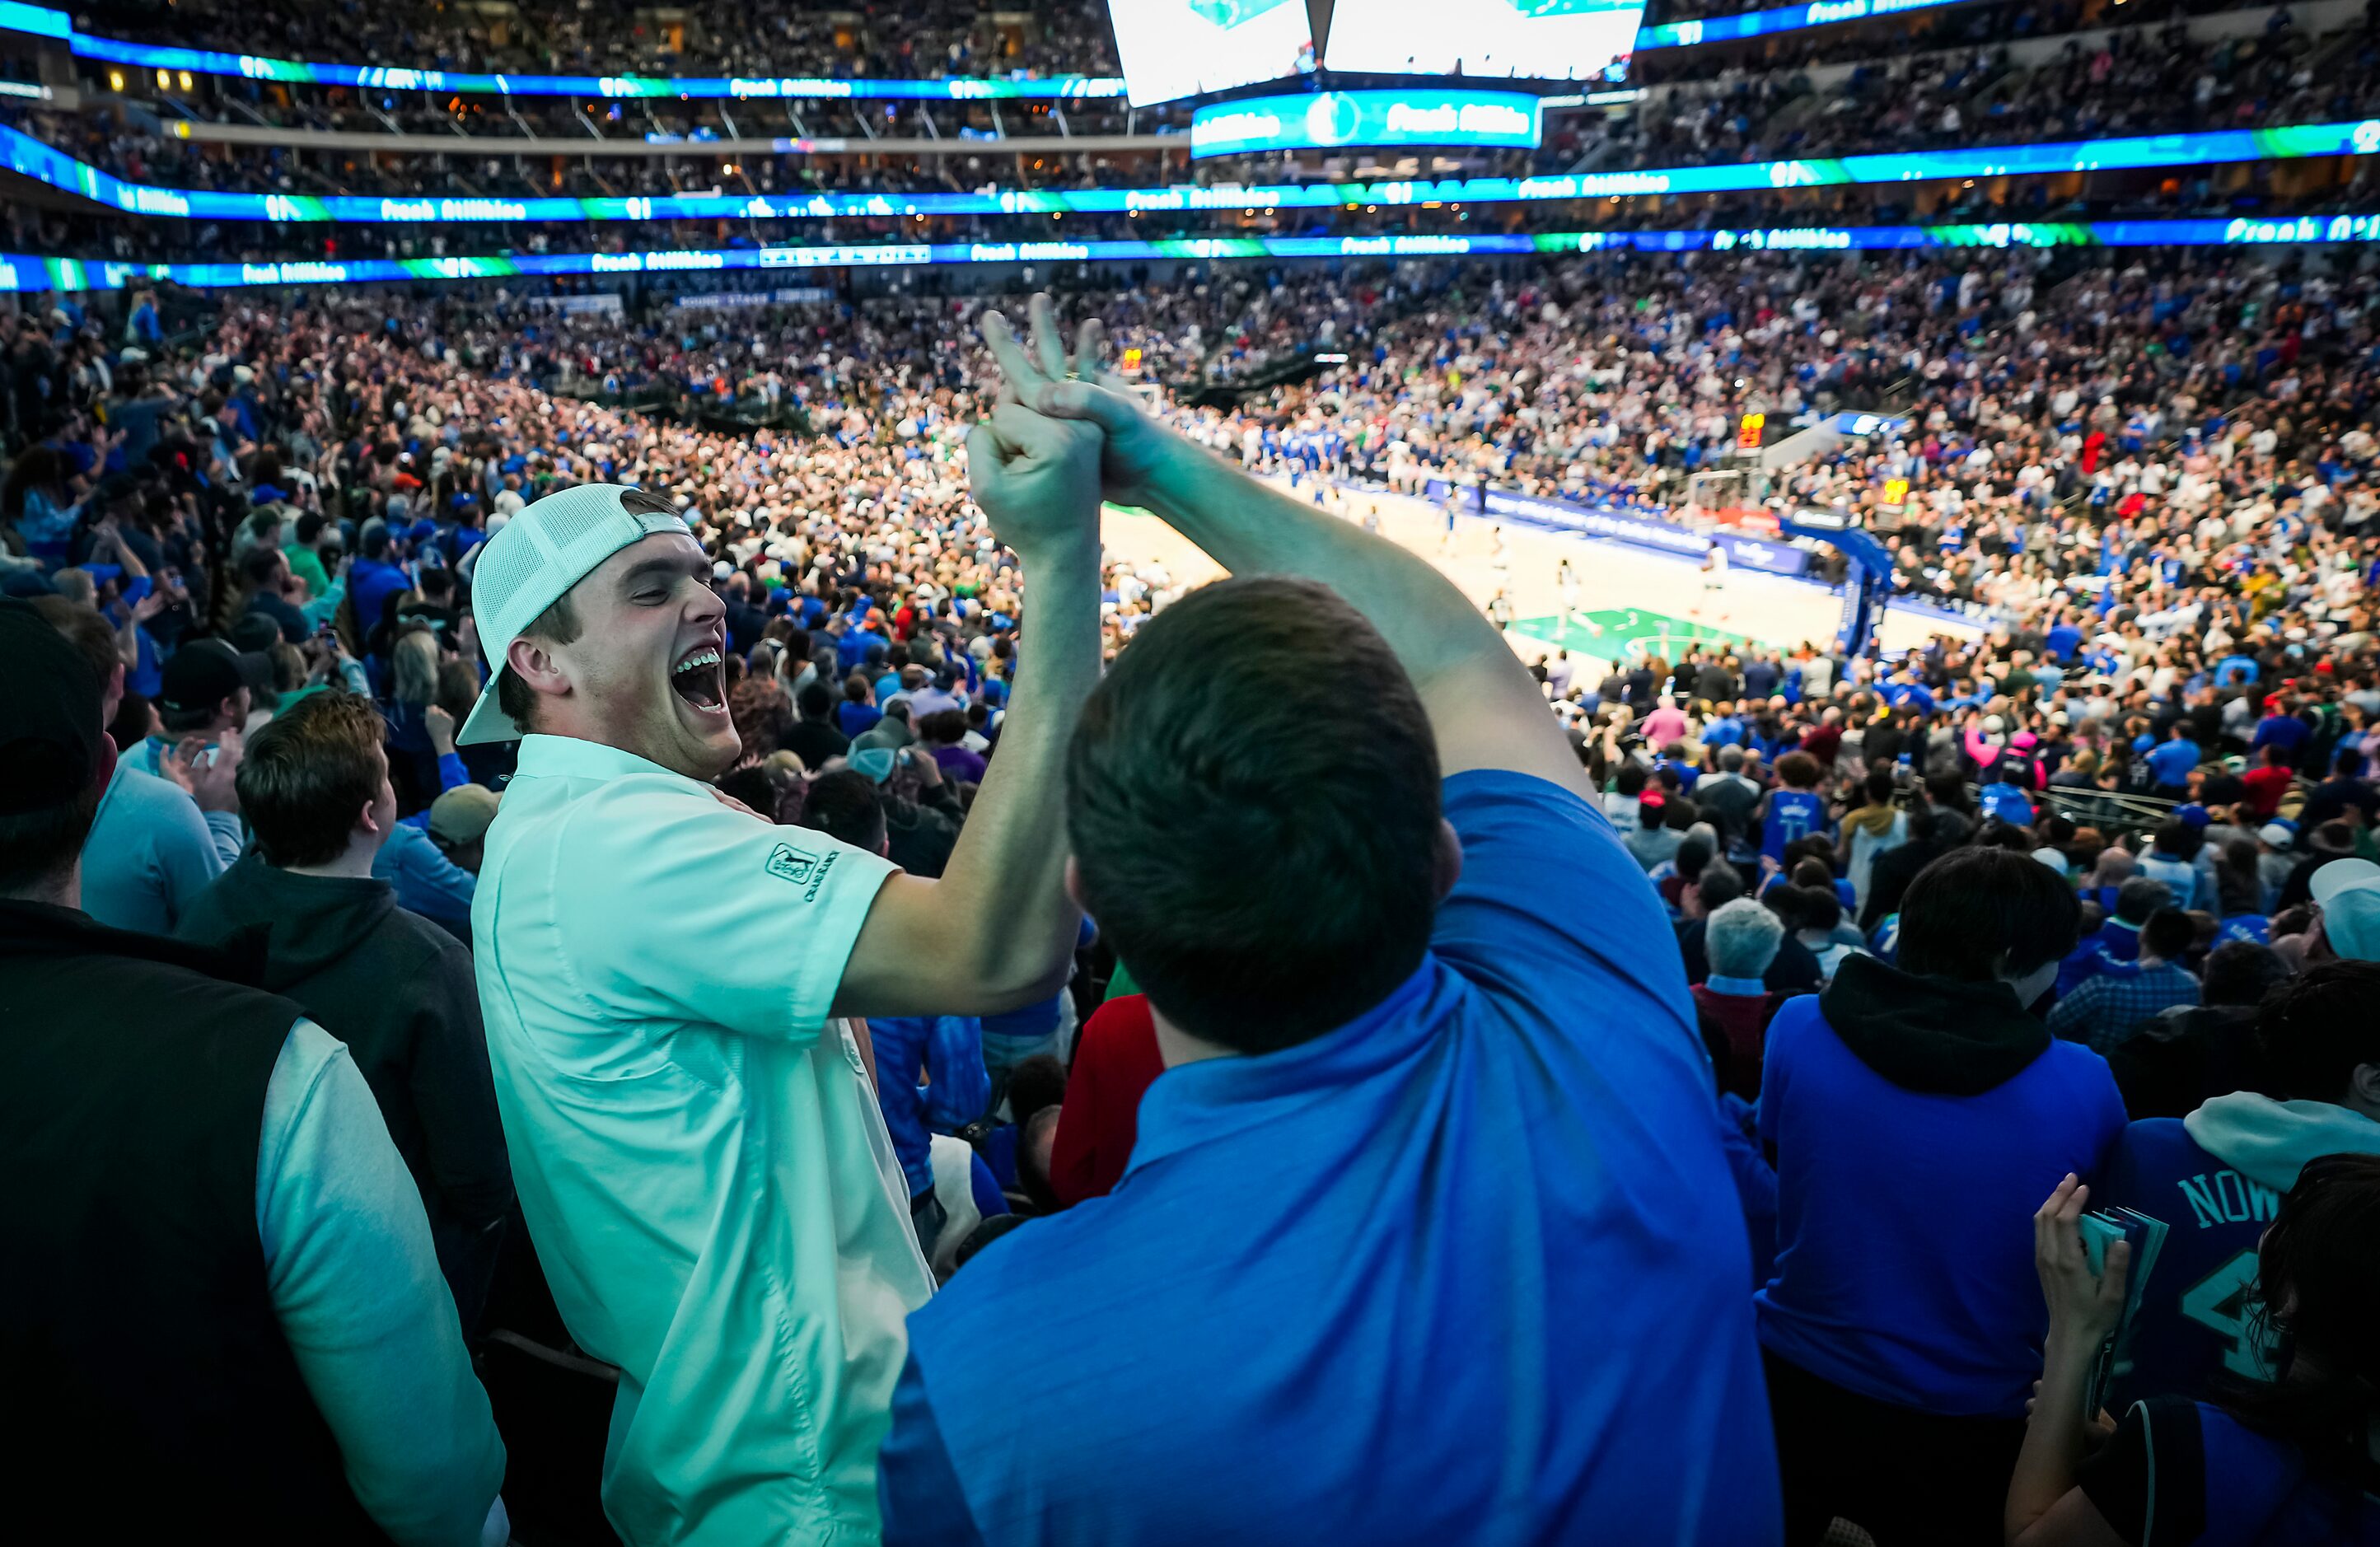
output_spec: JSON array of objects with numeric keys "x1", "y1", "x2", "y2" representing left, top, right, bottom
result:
[{"x1": 1, "y1": 248, "x2": 2378, "y2": 1545}]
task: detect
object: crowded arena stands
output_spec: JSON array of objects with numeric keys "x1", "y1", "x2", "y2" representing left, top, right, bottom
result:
[{"x1": 3, "y1": 0, "x2": 2379, "y2": 1543}]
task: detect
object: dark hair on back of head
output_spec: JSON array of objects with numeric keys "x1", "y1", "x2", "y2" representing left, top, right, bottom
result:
[
  {"x1": 2256, "y1": 960, "x2": 2380, "y2": 1102},
  {"x1": 1066, "y1": 577, "x2": 1442, "y2": 1054},
  {"x1": 1696, "y1": 861, "x2": 1745, "y2": 910},
  {"x1": 799, "y1": 769, "x2": 886, "y2": 855},
  {"x1": 2201, "y1": 940, "x2": 2288, "y2": 1008},
  {"x1": 1896, "y1": 845, "x2": 2080, "y2": 982},
  {"x1": 713, "y1": 766, "x2": 780, "y2": 824},
  {"x1": 1004, "y1": 1053, "x2": 1069, "y2": 1129},
  {"x1": 2153, "y1": 818, "x2": 2205, "y2": 862},
  {"x1": 2141, "y1": 908, "x2": 2196, "y2": 963},
  {"x1": 493, "y1": 591, "x2": 582, "y2": 736}
]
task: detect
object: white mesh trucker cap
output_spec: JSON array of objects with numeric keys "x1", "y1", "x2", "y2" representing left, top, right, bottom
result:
[{"x1": 457, "y1": 484, "x2": 694, "y2": 745}]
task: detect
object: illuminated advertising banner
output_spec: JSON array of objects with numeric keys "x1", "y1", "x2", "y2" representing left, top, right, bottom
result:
[
  {"x1": 9, "y1": 119, "x2": 2376, "y2": 223},
  {"x1": 8, "y1": 214, "x2": 2380, "y2": 293},
  {"x1": 1326, "y1": 0, "x2": 1645, "y2": 80},
  {"x1": 1634, "y1": 0, "x2": 1966, "y2": 49},
  {"x1": 0, "y1": 0, "x2": 1991, "y2": 99},
  {"x1": 1190, "y1": 89, "x2": 1541, "y2": 158}
]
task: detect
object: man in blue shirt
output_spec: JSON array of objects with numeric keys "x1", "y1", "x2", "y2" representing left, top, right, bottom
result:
[
  {"x1": 878, "y1": 304, "x2": 1779, "y2": 1545},
  {"x1": 348, "y1": 526, "x2": 413, "y2": 639},
  {"x1": 2143, "y1": 722, "x2": 2203, "y2": 798},
  {"x1": 839, "y1": 607, "x2": 890, "y2": 674},
  {"x1": 2057, "y1": 876, "x2": 2172, "y2": 998}
]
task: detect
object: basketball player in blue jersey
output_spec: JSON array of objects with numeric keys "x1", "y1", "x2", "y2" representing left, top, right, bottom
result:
[{"x1": 1758, "y1": 750, "x2": 1831, "y2": 872}]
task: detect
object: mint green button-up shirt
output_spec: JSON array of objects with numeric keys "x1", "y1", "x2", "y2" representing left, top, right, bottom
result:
[{"x1": 473, "y1": 735, "x2": 931, "y2": 1545}]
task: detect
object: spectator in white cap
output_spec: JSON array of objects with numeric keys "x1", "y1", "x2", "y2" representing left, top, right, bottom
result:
[
  {"x1": 461, "y1": 310, "x2": 1103, "y2": 1547},
  {"x1": 2256, "y1": 821, "x2": 2298, "y2": 909},
  {"x1": 2312, "y1": 858, "x2": 2380, "y2": 962}
]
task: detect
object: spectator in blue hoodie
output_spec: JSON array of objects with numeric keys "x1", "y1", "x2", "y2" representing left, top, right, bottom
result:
[
  {"x1": 1756, "y1": 845, "x2": 2125, "y2": 1547},
  {"x1": 2097, "y1": 960, "x2": 2380, "y2": 1411}
]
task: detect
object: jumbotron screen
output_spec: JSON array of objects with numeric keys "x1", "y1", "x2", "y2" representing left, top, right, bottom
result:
[
  {"x1": 1324, "y1": 0, "x2": 1644, "y2": 80},
  {"x1": 1105, "y1": 0, "x2": 1316, "y2": 108}
]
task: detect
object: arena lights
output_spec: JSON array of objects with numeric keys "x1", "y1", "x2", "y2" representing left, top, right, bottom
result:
[
  {"x1": 10, "y1": 119, "x2": 2380, "y2": 224},
  {"x1": 9, "y1": 215, "x2": 2380, "y2": 295},
  {"x1": 0, "y1": 0, "x2": 1984, "y2": 100}
]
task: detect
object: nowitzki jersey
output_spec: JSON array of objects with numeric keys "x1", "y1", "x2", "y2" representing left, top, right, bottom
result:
[
  {"x1": 1763, "y1": 789, "x2": 1827, "y2": 863},
  {"x1": 2099, "y1": 1119, "x2": 2279, "y2": 1412}
]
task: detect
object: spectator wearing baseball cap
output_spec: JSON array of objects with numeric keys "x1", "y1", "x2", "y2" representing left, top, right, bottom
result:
[
  {"x1": 0, "y1": 598, "x2": 508, "y2": 1545},
  {"x1": 463, "y1": 392, "x2": 1100, "y2": 1545},
  {"x1": 424, "y1": 783, "x2": 501, "y2": 872},
  {"x1": 128, "y1": 635, "x2": 269, "y2": 792},
  {"x1": 2312, "y1": 857, "x2": 2380, "y2": 962}
]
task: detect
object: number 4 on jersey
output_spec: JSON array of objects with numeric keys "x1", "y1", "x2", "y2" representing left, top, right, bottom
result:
[{"x1": 2179, "y1": 1249, "x2": 2273, "y2": 1382}]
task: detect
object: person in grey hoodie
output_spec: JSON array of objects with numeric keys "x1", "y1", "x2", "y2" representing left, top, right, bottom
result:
[
  {"x1": 175, "y1": 690, "x2": 512, "y2": 1329},
  {"x1": 2099, "y1": 960, "x2": 2380, "y2": 1409}
]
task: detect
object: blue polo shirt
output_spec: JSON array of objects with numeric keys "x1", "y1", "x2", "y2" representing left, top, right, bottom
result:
[{"x1": 879, "y1": 771, "x2": 1779, "y2": 1544}]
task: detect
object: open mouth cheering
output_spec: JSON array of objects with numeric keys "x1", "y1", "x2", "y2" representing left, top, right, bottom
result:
[{"x1": 670, "y1": 643, "x2": 727, "y2": 712}]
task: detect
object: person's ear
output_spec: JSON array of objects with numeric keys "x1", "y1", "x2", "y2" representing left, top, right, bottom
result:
[
  {"x1": 2347, "y1": 1061, "x2": 2380, "y2": 1116},
  {"x1": 1432, "y1": 818, "x2": 1465, "y2": 905},
  {"x1": 507, "y1": 633, "x2": 573, "y2": 701}
]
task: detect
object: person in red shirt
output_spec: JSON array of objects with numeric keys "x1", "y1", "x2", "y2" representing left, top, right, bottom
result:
[
  {"x1": 2241, "y1": 743, "x2": 2298, "y2": 819},
  {"x1": 1688, "y1": 899, "x2": 1788, "y2": 1101},
  {"x1": 1049, "y1": 993, "x2": 1165, "y2": 1205}
]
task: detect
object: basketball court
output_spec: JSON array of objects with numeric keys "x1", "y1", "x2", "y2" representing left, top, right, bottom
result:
[{"x1": 1097, "y1": 479, "x2": 1974, "y2": 673}]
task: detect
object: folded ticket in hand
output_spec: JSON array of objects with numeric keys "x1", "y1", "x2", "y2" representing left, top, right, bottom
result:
[{"x1": 2078, "y1": 1207, "x2": 2168, "y2": 1417}]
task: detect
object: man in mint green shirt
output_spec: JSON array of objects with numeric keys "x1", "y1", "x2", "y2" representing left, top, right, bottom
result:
[{"x1": 461, "y1": 348, "x2": 1101, "y2": 1545}]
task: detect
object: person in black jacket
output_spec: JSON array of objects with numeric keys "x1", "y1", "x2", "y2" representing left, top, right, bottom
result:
[
  {"x1": 783, "y1": 679, "x2": 852, "y2": 770},
  {"x1": 1860, "y1": 806, "x2": 1972, "y2": 930},
  {"x1": 849, "y1": 743, "x2": 966, "y2": 879},
  {"x1": 175, "y1": 688, "x2": 512, "y2": 1330},
  {"x1": 0, "y1": 598, "x2": 506, "y2": 1542}
]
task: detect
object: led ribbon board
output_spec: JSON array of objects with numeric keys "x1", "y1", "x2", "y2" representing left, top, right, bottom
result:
[
  {"x1": 8, "y1": 215, "x2": 2379, "y2": 292},
  {"x1": 1190, "y1": 90, "x2": 1543, "y2": 159},
  {"x1": 10, "y1": 119, "x2": 2378, "y2": 222}
]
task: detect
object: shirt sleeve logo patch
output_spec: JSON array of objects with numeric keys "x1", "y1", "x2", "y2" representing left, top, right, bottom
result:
[{"x1": 766, "y1": 842, "x2": 822, "y2": 886}]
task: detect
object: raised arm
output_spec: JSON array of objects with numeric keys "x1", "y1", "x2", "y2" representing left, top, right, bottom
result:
[
  {"x1": 1007, "y1": 300, "x2": 1583, "y2": 797},
  {"x1": 832, "y1": 321, "x2": 1103, "y2": 1019}
]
